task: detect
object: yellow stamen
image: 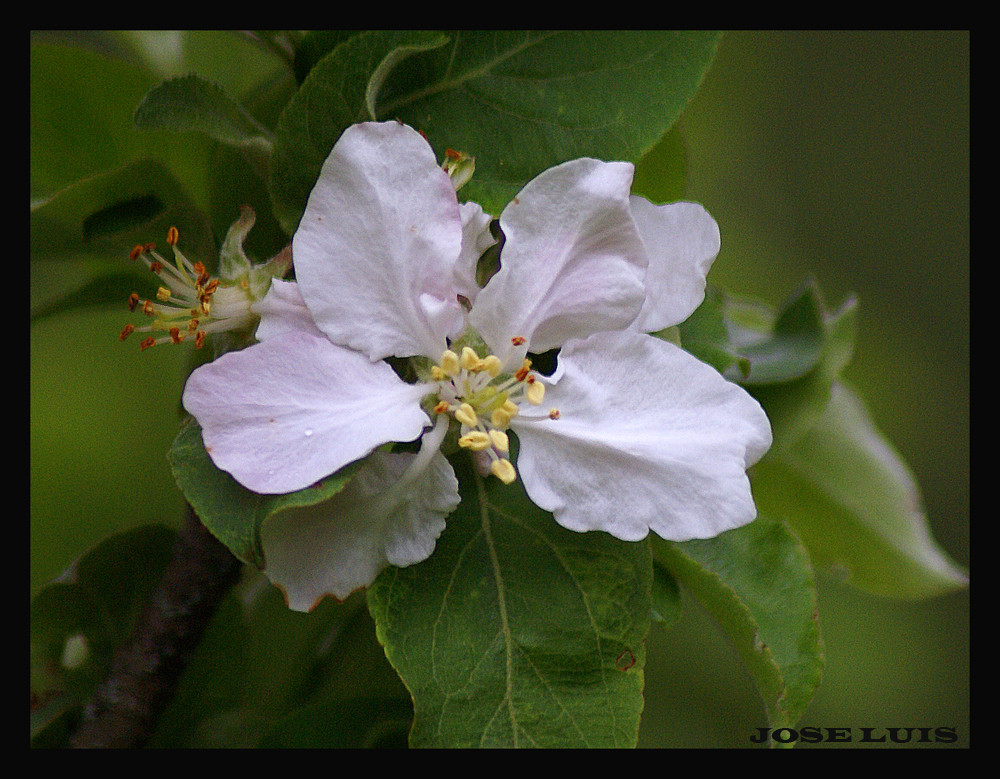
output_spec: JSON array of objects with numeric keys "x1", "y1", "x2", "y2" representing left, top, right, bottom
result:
[
  {"x1": 454, "y1": 403, "x2": 478, "y2": 427},
  {"x1": 491, "y1": 408, "x2": 513, "y2": 429},
  {"x1": 490, "y1": 458, "x2": 517, "y2": 484},
  {"x1": 460, "y1": 346, "x2": 482, "y2": 371},
  {"x1": 440, "y1": 349, "x2": 460, "y2": 377},
  {"x1": 480, "y1": 355, "x2": 502, "y2": 377},
  {"x1": 458, "y1": 431, "x2": 492, "y2": 451},
  {"x1": 526, "y1": 380, "x2": 545, "y2": 405},
  {"x1": 488, "y1": 429, "x2": 509, "y2": 452},
  {"x1": 156, "y1": 286, "x2": 172, "y2": 302}
]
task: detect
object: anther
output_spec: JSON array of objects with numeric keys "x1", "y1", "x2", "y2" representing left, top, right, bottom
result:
[
  {"x1": 119, "y1": 324, "x2": 135, "y2": 341},
  {"x1": 139, "y1": 337, "x2": 156, "y2": 351},
  {"x1": 460, "y1": 346, "x2": 482, "y2": 371},
  {"x1": 454, "y1": 403, "x2": 478, "y2": 427},
  {"x1": 548, "y1": 408, "x2": 561, "y2": 420},
  {"x1": 439, "y1": 350, "x2": 460, "y2": 377},
  {"x1": 488, "y1": 429, "x2": 509, "y2": 452},
  {"x1": 490, "y1": 458, "x2": 517, "y2": 484},
  {"x1": 194, "y1": 330, "x2": 206, "y2": 349},
  {"x1": 511, "y1": 336, "x2": 526, "y2": 346},
  {"x1": 166, "y1": 226, "x2": 179, "y2": 246},
  {"x1": 127, "y1": 293, "x2": 140, "y2": 312},
  {"x1": 458, "y1": 431, "x2": 492, "y2": 451},
  {"x1": 142, "y1": 300, "x2": 156, "y2": 316},
  {"x1": 433, "y1": 401, "x2": 451, "y2": 415},
  {"x1": 515, "y1": 359, "x2": 532, "y2": 382},
  {"x1": 526, "y1": 381, "x2": 545, "y2": 405},
  {"x1": 129, "y1": 245, "x2": 144, "y2": 262},
  {"x1": 156, "y1": 286, "x2": 172, "y2": 302},
  {"x1": 169, "y1": 327, "x2": 183, "y2": 344},
  {"x1": 480, "y1": 355, "x2": 502, "y2": 377}
]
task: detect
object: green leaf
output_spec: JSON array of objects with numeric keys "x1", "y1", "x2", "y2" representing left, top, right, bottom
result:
[
  {"x1": 652, "y1": 515, "x2": 824, "y2": 737},
  {"x1": 133, "y1": 75, "x2": 274, "y2": 154},
  {"x1": 269, "y1": 30, "x2": 451, "y2": 233},
  {"x1": 367, "y1": 455, "x2": 652, "y2": 748},
  {"x1": 379, "y1": 30, "x2": 721, "y2": 216},
  {"x1": 167, "y1": 417, "x2": 359, "y2": 569},
  {"x1": 269, "y1": 30, "x2": 721, "y2": 231},
  {"x1": 30, "y1": 525, "x2": 177, "y2": 745},
  {"x1": 752, "y1": 382, "x2": 969, "y2": 598},
  {"x1": 30, "y1": 41, "x2": 213, "y2": 211}
]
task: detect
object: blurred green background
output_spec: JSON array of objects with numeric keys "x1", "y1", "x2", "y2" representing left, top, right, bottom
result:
[{"x1": 30, "y1": 31, "x2": 968, "y2": 747}]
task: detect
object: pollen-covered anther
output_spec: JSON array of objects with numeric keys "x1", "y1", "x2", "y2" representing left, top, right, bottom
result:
[
  {"x1": 142, "y1": 300, "x2": 156, "y2": 316},
  {"x1": 119, "y1": 324, "x2": 135, "y2": 341},
  {"x1": 458, "y1": 431, "x2": 492, "y2": 451},
  {"x1": 490, "y1": 458, "x2": 517, "y2": 484},
  {"x1": 526, "y1": 379, "x2": 545, "y2": 405},
  {"x1": 488, "y1": 429, "x2": 509, "y2": 452},
  {"x1": 433, "y1": 400, "x2": 451, "y2": 415},
  {"x1": 194, "y1": 330, "x2": 206, "y2": 349},
  {"x1": 454, "y1": 403, "x2": 478, "y2": 427},
  {"x1": 439, "y1": 349, "x2": 460, "y2": 377},
  {"x1": 156, "y1": 286, "x2": 172, "y2": 302},
  {"x1": 515, "y1": 359, "x2": 532, "y2": 382},
  {"x1": 480, "y1": 355, "x2": 502, "y2": 377},
  {"x1": 548, "y1": 408, "x2": 561, "y2": 420},
  {"x1": 460, "y1": 346, "x2": 482, "y2": 371},
  {"x1": 166, "y1": 226, "x2": 180, "y2": 246},
  {"x1": 169, "y1": 327, "x2": 183, "y2": 344}
]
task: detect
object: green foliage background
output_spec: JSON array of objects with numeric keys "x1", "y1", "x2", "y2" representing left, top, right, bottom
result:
[{"x1": 30, "y1": 30, "x2": 968, "y2": 747}]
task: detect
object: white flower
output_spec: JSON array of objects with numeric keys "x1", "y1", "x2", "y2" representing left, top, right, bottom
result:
[{"x1": 182, "y1": 121, "x2": 771, "y2": 611}]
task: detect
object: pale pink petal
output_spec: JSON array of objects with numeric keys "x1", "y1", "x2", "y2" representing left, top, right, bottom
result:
[
  {"x1": 292, "y1": 121, "x2": 466, "y2": 361},
  {"x1": 452, "y1": 201, "x2": 497, "y2": 305},
  {"x1": 511, "y1": 330, "x2": 771, "y2": 542},
  {"x1": 261, "y1": 449, "x2": 459, "y2": 611},
  {"x1": 629, "y1": 197, "x2": 720, "y2": 332},
  {"x1": 182, "y1": 329, "x2": 433, "y2": 494},
  {"x1": 251, "y1": 278, "x2": 325, "y2": 342},
  {"x1": 469, "y1": 158, "x2": 647, "y2": 363}
]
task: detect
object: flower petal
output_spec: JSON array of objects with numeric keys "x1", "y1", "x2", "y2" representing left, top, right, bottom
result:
[
  {"x1": 511, "y1": 330, "x2": 772, "y2": 542},
  {"x1": 629, "y1": 197, "x2": 720, "y2": 332},
  {"x1": 292, "y1": 121, "x2": 466, "y2": 361},
  {"x1": 182, "y1": 329, "x2": 432, "y2": 494},
  {"x1": 452, "y1": 200, "x2": 497, "y2": 305},
  {"x1": 251, "y1": 278, "x2": 326, "y2": 342},
  {"x1": 469, "y1": 158, "x2": 647, "y2": 362},
  {"x1": 261, "y1": 449, "x2": 459, "y2": 611}
]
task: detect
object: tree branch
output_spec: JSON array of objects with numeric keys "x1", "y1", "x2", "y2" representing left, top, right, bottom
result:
[{"x1": 69, "y1": 509, "x2": 243, "y2": 748}]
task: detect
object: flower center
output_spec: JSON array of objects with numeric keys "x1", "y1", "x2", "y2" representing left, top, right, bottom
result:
[
  {"x1": 118, "y1": 226, "x2": 256, "y2": 351},
  {"x1": 429, "y1": 341, "x2": 549, "y2": 484}
]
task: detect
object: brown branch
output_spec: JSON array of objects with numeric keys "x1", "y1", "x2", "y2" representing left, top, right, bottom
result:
[{"x1": 69, "y1": 509, "x2": 243, "y2": 748}]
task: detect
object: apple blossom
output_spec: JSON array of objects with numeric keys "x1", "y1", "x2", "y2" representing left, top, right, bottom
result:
[{"x1": 181, "y1": 120, "x2": 772, "y2": 609}]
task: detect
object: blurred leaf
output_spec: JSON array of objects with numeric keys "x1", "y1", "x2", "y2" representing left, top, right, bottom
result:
[
  {"x1": 259, "y1": 697, "x2": 412, "y2": 748},
  {"x1": 269, "y1": 30, "x2": 451, "y2": 233},
  {"x1": 30, "y1": 158, "x2": 215, "y2": 321},
  {"x1": 167, "y1": 417, "x2": 359, "y2": 569},
  {"x1": 650, "y1": 559, "x2": 683, "y2": 628},
  {"x1": 30, "y1": 525, "x2": 177, "y2": 746},
  {"x1": 134, "y1": 75, "x2": 274, "y2": 156},
  {"x1": 30, "y1": 41, "x2": 213, "y2": 210},
  {"x1": 632, "y1": 125, "x2": 688, "y2": 205},
  {"x1": 653, "y1": 515, "x2": 824, "y2": 738},
  {"x1": 368, "y1": 453, "x2": 652, "y2": 748},
  {"x1": 752, "y1": 382, "x2": 969, "y2": 598},
  {"x1": 292, "y1": 30, "x2": 365, "y2": 83}
]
